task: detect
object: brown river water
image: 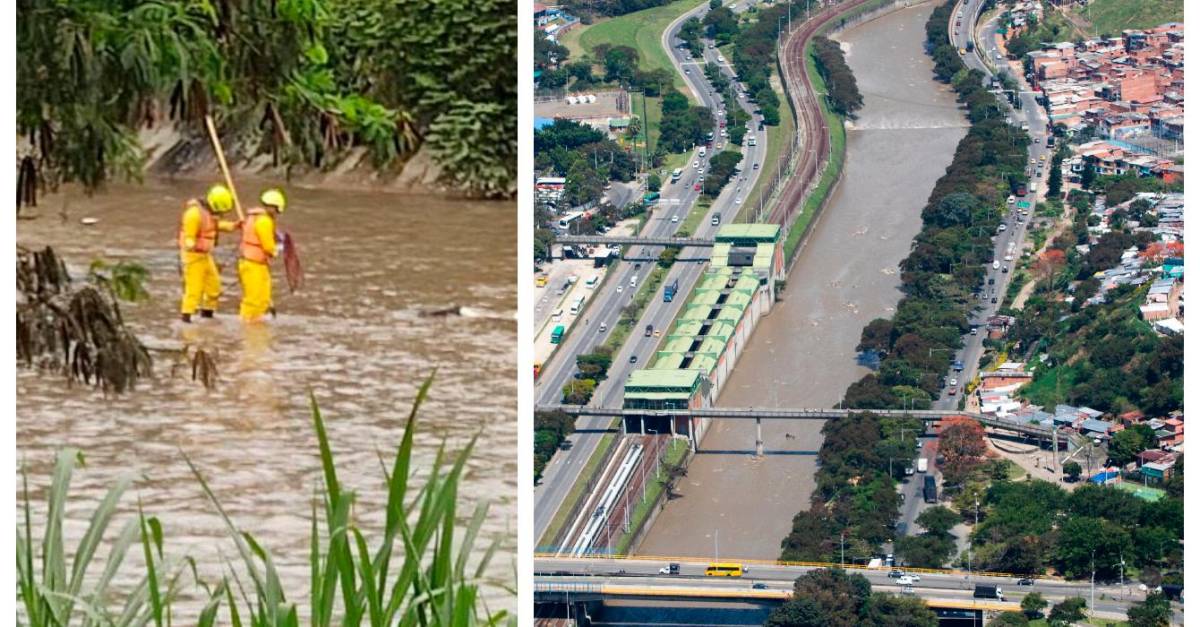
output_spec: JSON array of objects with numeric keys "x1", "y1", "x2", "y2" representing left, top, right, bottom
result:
[
  {"x1": 638, "y1": 2, "x2": 968, "y2": 560},
  {"x1": 16, "y1": 178, "x2": 516, "y2": 613}
]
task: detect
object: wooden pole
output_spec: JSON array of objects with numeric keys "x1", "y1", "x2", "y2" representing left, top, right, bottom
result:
[{"x1": 204, "y1": 116, "x2": 246, "y2": 221}]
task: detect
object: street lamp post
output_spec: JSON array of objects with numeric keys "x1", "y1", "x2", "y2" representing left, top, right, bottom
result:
[
  {"x1": 840, "y1": 531, "x2": 845, "y2": 569},
  {"x1": 1090, "y1": 549, "x2": 1096, "y2": 613}
]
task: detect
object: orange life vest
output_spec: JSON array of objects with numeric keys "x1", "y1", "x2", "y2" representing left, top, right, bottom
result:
[
  {"x1": 179, "y1": 202, "x2": 218, "y2": 253},
  {"x1": 240, "y1": 208, "x2": 273, "y2": 264}
]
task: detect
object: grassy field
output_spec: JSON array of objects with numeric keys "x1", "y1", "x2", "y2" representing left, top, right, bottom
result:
[
  {"x1": 558, "y1": 20, "x2": 597, "y2": 59},
  {"x1": 614, "y1": 438, "x2": 690, "y2": 554},
  {"x1": 679, "y1": 196, "x2": 712, "y2": 236},
  {"x1": 630, "y1": 93, "x2": 664, "y2": 155},
  {"x1": 579, "y1": 0, "x2": 708, "y2": 91},
  {"x1": 781, "y1": 43, "x2": 846, "y2": 263},
  {"x1": 1071, "y1": 0, "x2": 1183, "y2": 36},
  {"x1": 538, "y1": 428, "x2": 618, "y2": 548}
]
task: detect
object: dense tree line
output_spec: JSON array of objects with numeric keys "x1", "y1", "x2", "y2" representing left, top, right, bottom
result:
[
  {"x1": 535, "y1": 119, "x2": 637, "y2": 207},
  {"x1": 729, "y1": 3, "x2": 792, "y2": 127},
  {"x1": 658, "y1": 90, "x2": 714, "y2": 153},
  {"x1": 844, "y1": 0, "x2": 1028, "y2": 412},
  {"x1": 534, "y1": 410, "x2": 576, "y2": 481},
  {"x1": 765, "y1": 568, "x2": 937, "y2": 627},
  {"x1": 703, "y1": 6, "x2": 740, "y2": 44},
  {"x1": 702, "y1": 150, "x2": 744, "y2": 197},
  {"x1": 17, "y1": 0, "x2": 516, "y2": 197},
  {"x1": 780, "y1": 412, "x2": 922, "y2": 562},
  {"x1": 970, "y1": 477, "x2": 1182, "y2": 582},
  {"x1": 811, "y1": 36, "x2": 863, "y2": 117},
  {"x1": 563, "y1": 0, "x2": 670, "y2": 18}
]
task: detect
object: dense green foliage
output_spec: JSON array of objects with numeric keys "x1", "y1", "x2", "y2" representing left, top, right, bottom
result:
[
  {"x1": 702, "y1": 150, "x2": 744, "y2": 197},
  {"x1": 967, "y1": 477, "x2": 1183, "y2": 581},
  {"x1": 780, "y1": 413, "x2": 922, "y2": 562},
  {"x1": 564, "y1": 0, "x2": 671, "y2": 18},
  {"x1": 895, "y1": 507, "x2": 959, "y2": 568},
  {"x1": 658, "y1": 90, "x2": 714, "y2": 152},
  {"x1": 534, "y1": 410, "x2": 577, "y2": 481},
  {"x1": 811, "y1": 37, "x2": 863, "y2": 117},
  {"x1": 17, "y1": 0, "x2": 516, "y2": 197},
  {"x1": 729, "y1": 4, "x2": 790, "y2": 127},
  {"x1": 535, "y1": 119, "x2": 638, "y2": 208},
  {"x1": 1127, "y1": 592, "x2": 1172, "y2": 627},
  {"x1": 765, "y1": 569, "x2": 936, "y2": 627}
]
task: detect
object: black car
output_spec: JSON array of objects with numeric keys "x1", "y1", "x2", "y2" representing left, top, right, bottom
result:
[
  {"x1": 1017, "y1": 578, "x2": 1034, "y2": 586},
  {"x1": 888, "y1": 569, "x2": 904, "y2": 578},
  {"x1": 630, "y1": 355, "x2": 639, "y2": 363},
  {"x1": 991, "y1": 297, "x2": 998, "y2": 304},
  {"x1": 752, "y1": 583, "x2": 768, "y2": 590}
]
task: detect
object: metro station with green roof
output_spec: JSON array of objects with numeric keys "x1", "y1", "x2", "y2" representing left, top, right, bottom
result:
[{"x1": 622, "y1": 224, "x2": 784, "y2": 444}]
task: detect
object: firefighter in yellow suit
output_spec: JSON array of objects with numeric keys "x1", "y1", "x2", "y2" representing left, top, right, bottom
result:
[
  {"x1": 238, "y1": 188, "x2": 286, "y2": 322},
  {"x1": 179, "y1": 185, "x2": 240, "y2": 322}
]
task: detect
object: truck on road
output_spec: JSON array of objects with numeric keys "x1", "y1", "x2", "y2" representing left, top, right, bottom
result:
[
  {"x1": 917, "y1": 458, "x2": 928, "y2": 473},
  {"x1": 664, "y1": 278, "x2": 680, "y2": 302},
  {"x1": 923, "y1": 475, "x2": 937, "y2": 503},
  {"x1": 973, "y1": 585, "x2": 1005, "y2": 601}
]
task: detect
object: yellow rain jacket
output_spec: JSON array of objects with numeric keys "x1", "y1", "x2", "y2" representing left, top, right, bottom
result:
[
  {"x1": 179, "y1": 201, "x2": 237, "y2": 315},
  {"x1": 238, "y1": 207, "x2": 278, "y2": 322}
]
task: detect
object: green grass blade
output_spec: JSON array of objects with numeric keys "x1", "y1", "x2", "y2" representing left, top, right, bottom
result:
[
  {"x1": 42, "y1": 449, "x2": 79, "y2": 625},
  {"x1": 138, "y1": 502, "x2": 165, "y2": 627},
  {"x1": 351, "y1": 528, "x2": 383, "y2": 625}
]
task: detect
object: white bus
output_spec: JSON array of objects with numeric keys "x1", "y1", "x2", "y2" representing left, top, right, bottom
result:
[
  {"x1": 558, "y1": 212, "x2": 583, "y2": 229},
  {"x1": 569, "y1": 295, "x2": 585, "y2": 315}
]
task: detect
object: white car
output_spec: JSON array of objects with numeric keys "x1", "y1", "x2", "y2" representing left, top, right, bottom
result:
[
  {"x1": 693, "y1": 161, "x2": 700, "y2": 169},
  {"x1": 897, "y1": 575, "x2": 921, "y2": 585},
  {"x1": 992, "y1": 260, "x2": 1001, "y2": 270},
  {"x1": 735, "y1": 197, "x2": 742, "y2": 204},
  {"x1": 998, "y1": 224, "x2": 1008, "y2": 232},
  {"x1": 949, "y1": 378, "x2": 958, "y2": 387},
  {"x1": 1006, "y1": 195, "x2": 1016, "y2": 204},
  {"x1": 671, "y1": 215, "x2": 679, "y2": 223}
]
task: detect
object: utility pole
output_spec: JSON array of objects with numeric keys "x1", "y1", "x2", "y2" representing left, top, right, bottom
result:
[
  {"x1": 1090, "y1": 549, "x2": 1096, "y2": 613},
  {"x1": 840, "y1": 531, "x2": 845, "y2": 569}
]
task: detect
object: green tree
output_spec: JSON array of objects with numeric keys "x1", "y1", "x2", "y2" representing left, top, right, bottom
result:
[
  {"x1": 787, "y1": 569, "x2": 873, "y2": 627},
  {"x1": 1108, "y1": 424, "x2": 1156, "y2": 466},
  {"x1": 648, "y1": 173, "x2": 662, "y2": 192},
  {"x1": 1063, "y1": 460, "x2": 1082, "y2": 482},
  {"x1": 1127, "y1": 592, "x2": 1171, "y2": 627},
  {"x1": 561, "y1": 378, "x2": 596, "y2": 404},
  {"x1": 658, "y1": 248, "x2": 678, "y2": 268},
  {"x1": 1080, "y1": 164, "x2": 1096, "y2": 190},
  {"x1": 1020, "y1": 591, "x2": 1047, "y2": 618},
  {"x1": 915, "y1": 506, "x2": 958, "y2": 536},
  {"x1": 1048, "y1": 597, "x2": 1087, "y2": 625},
  {"x1": 765, "y1": 596, "x2": 827, "y2": 627}
]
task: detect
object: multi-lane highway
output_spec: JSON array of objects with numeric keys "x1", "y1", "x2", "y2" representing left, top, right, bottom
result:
[
  {"x1": 534, "y1": 0, "x2": 771, "y2": 544},
  {"x1": 534, "y1": 557, "x2": 1156, "y2": 620}
]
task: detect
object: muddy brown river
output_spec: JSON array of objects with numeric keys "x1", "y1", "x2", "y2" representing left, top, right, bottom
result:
[
  {"x1": 638, "y1": 2, "x2": 968, "y2": 559},
  {"x1": 16, "y1": 178, "x2": 516, "y2": 613}
]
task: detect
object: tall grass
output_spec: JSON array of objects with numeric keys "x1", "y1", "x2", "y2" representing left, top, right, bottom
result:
[{"x1": 17, "y1": 376, "x2": 513, "y2": 626}]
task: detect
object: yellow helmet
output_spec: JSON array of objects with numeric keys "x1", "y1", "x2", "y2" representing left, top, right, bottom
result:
[
  {"x1": 260, "y1": 188, "x2": 286, "y2": 212},
  {"x1": 206, "y1": 184, "x2": 234, "y2": 213}
]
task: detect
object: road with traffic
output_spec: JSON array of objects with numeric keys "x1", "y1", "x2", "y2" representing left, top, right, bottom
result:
[
  {"x1": 534, "y1": 556, "x2": 1157, "y2": 620},
  {"x1": 534, "y1": 0, "x2": 770, "y2": 544},
  {"x1": 893, "y1": 0, "x2": 1059, "y2": 543}
]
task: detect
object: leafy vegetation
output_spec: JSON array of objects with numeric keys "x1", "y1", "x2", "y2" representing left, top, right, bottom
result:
[
  {"x1": 728, "y1": 3, "x2": 791, "y2": 127},
  {"x1": 702, "y1": 150, "x2": 744, "y2": 197},
  {"x1": 565, "y1": 0, "x2": 673, "y2": 18},
  {"x1": 780, "y1": 412, "x2": 923, "y2": 562},
  {"x1": 18, "y1": 380, "x2": 513, "y2": 625},
  {"x1": 765, "y1": 569, "x2": 937, "y2": 627},
  {"x1": 17, "y1": 0, "x2": 516, "y2": 197},
  {"x1": 535, "y1": 410, "x2": 578, "y2": 481},
  {"x1": 968, "y1": 477, "x2": 1183, "y2": 581},
  {"x1": 811, "y1": 37, "x2": 863, "y2": 118}
]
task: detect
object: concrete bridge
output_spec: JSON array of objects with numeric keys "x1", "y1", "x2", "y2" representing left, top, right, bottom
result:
[{"x1": 536, "y1": 405, "x2": 1057, "y2": 456}]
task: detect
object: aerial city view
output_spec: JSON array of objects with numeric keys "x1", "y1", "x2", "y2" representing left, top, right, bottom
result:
[{"x1": 532, "y1": 0, "x2": 1184, "y2": 623}]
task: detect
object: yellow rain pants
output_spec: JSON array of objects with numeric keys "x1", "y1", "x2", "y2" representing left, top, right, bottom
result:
[
  {"x1": 180, "y1": 253, "x2": 222, "y2": 315},
  {"x1": 238, "y1": 259, "x2": 273, "y2": 322}
]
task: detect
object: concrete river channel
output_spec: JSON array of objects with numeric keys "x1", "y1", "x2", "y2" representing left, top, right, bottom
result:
[
  {"x1": 17, "y1": 179, "x2": 516, "y2": 612},
  {"x1": 638, "y1": 2, "x2": 968, "y2": 560}
]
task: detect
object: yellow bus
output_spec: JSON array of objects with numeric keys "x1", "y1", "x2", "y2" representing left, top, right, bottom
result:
[{"x1": 705, "y1": 563, "x2": 745, "y2": 577}]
